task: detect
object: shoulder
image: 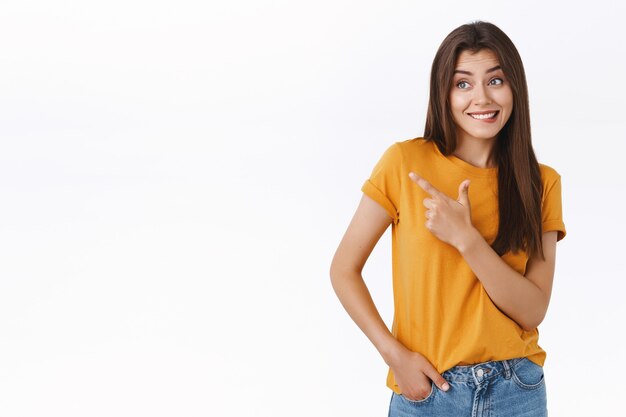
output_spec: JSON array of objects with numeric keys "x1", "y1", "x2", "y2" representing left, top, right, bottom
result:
[
  {"x1": 538, "y1": 163, "x2": 562, "y2": 185},
  {"x1": 372, "y1": 137, "x2": 439, "y2": 170},
  {"x1": 394, "y1": 136, "x2": 433, "y2": 160},
  {"x1": 537, "y1": 162, "x2": 564, "y2": 204},
  {"x1": 374, "y1": 136, "x2": 427, "y2": 161}
]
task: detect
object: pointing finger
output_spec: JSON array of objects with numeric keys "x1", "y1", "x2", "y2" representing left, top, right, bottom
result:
[{"x1": 409, "y1": 172, "x2": 445, "y2": 199}]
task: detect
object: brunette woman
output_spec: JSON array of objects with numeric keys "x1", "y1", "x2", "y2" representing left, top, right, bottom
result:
[{"x1": 330, "y1": 21, "x2": 566, "y2": 416}]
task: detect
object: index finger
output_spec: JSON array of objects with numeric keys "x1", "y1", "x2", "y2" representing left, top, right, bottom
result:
[{"x1": 408, "y1": 172, "x2": 445, "y2": 199}]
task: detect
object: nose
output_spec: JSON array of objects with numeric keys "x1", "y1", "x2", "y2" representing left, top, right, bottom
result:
[{"x1": 473, "y1": 83, "x2": 492, "y2": 105}]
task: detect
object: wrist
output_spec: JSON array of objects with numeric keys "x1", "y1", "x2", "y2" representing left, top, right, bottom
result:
[
  {"x1": 456, "y1": 226, "x2": 482, "y2": 254},
  {"x1": 379, "y1": 337, "x2": 407, "y2": 367}
]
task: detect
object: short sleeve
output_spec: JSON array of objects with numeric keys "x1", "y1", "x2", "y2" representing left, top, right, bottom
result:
[
  {"x1": 361, "y1": 142, "x2": 403, "y2": 225},
  {"x1": 541, "y1": 170, "x2": 566, "y2": 242}
]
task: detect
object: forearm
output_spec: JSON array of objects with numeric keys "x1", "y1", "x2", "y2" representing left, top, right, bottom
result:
[
  {"x1": 458, "y1": 229, "x2": 546, "y2": 331},
  {"x1": 330, "y1": 269, "x2": 403, "y2": 364}
]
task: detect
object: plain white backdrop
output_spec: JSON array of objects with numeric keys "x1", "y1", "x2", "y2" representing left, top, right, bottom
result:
[{"x1": 1, "y1": 1, "x2": 624, "y2": 416}]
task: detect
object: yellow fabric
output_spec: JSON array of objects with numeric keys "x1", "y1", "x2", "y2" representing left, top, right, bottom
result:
[{"x1": 361, "y1": 137, "x2": 566, "y2": 394}]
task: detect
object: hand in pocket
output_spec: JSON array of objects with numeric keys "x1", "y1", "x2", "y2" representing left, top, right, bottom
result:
[{"x1": 387, "y1": 345, "x2": 450, "y2": 401}]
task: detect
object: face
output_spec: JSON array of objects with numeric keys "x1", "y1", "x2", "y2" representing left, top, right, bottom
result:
[{"x1": 449, "y1": 48, "x2": 513, "y2": 144}]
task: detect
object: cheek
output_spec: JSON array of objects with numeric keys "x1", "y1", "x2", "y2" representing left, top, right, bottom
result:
[
  {"x1": 495, "y1": 86, "x2": 514, "y2": 112},
  {"x1": 497, "y1": 89, "x2": 514, "y2": 124},
  {"x1": 449, "y1": 93, "x2": 468, "y2": 122},
  {"x1": 449, "y1": 92, "x2": 465, "y2": 111}
]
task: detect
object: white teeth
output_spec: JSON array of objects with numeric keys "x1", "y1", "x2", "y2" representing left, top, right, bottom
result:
[{"x1": 469, "y1": 112, "x2": 497, "y2": 119}]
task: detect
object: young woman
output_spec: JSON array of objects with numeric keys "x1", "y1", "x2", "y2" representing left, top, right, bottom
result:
[{"x1": 329, "y1": 21, "x2": 566, "y2": 416}]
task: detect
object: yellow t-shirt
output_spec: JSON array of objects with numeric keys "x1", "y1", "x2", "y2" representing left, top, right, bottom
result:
[{"x1": 361, "y1": 137, "x2": 566, "y2": 394}]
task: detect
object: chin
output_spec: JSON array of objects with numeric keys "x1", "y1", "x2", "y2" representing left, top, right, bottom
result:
[{"x1": 459, "y1": 128, "x2": 503, "y2": 141}]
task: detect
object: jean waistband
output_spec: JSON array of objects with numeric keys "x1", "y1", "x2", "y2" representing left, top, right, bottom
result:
[{"x1": 441, "y1": 357, "x2": 526, "y2": 384}]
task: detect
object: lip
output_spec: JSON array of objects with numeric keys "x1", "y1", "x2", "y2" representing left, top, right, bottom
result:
[
  {"x1": 467, "y1": 110, "x2": 500, "y2": 123},
  {"x1": 467, "y1": 110, "x2": 500, "y2": 115}
]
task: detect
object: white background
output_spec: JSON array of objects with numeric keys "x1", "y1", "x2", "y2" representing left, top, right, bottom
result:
[{"x1": 1, "y1": 1, "x2": 624, "y2": 416}]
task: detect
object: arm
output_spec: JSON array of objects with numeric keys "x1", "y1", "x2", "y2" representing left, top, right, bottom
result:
[
  {"x1": 458, "y1": 229, "x2": 558, "y2": 331},
  {"x1": 408, "y1": 171, "x2": 560, "y2": 332},
  {"x1": 329, "y1": 194, "x2": 401, "y2": 362},
  {"x1": 329, "y1": 193, "x2": 451, "y2": 398}
]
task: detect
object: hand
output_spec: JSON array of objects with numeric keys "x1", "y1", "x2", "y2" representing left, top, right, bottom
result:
[
  {"x1": 386, "y1": 344, "x2": 450, "y2": 401},
  {"x1": 408, "y1": 172, "x2": 477, "y2": 251}
]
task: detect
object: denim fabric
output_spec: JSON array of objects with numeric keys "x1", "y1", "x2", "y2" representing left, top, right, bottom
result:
[{"x1": 388, "y1": 357, "x2": 547, "y2": 417}]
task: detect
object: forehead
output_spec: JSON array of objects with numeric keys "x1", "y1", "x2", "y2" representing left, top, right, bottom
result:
[{"x1": 455, "y1": 49, "x2": 500, "y2": 70}]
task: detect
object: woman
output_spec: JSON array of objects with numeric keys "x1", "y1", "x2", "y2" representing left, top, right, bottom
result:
[{"x1": 329, "y1": 21, "x2": 566, "y2": 416}]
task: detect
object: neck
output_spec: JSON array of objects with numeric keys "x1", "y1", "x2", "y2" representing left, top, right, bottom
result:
[{"x1": 453, "y1": 135, "x2": 498, "y2": 169}]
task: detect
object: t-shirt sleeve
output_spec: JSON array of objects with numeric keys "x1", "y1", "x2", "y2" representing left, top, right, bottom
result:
[
  {"x1": 361, "y1": 142, "x2": 403, "y2": 225},
  {"x1": 541, "y1": 171, "x2": 566, "y2": 242}
]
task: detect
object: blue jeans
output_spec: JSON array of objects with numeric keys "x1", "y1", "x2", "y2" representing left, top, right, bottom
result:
[{"x1": 388, "y1": 357, "x2": 547, "y2": 417}]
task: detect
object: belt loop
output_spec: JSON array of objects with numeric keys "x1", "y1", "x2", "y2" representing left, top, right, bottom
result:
[{"x1": 502, "y1": 359, "x2": 512, "y2": 379}]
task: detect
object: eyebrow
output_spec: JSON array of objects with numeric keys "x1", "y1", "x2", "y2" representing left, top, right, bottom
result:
[{"x1": 453, "y1": 65, "x2": 502, "y2": 76}]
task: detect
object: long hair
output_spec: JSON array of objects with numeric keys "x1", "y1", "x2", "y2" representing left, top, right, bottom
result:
[{"x1": 424, "y1": 21, "x2": 544, "y2": 259}]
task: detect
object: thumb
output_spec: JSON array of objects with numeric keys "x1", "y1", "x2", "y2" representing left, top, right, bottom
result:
[
  {"x1": 457, "y1": 179, "x2": 470, "y2": 206},
  {"x1": 425, "y1": 368, "x2": 450, "y2": 392}
]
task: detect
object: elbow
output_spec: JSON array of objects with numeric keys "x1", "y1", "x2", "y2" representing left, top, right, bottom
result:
[
  {"x1": 329, "y1": 253, "x2": 361, "y2": 284},
  {"x1": 329, "y1": 257, "x2": 343, "y2": 282},
  {"x1": 329, "y1": 261, "x2": 346, "y2": 288},
  {"x1": 520, "y1": 311, "x2": 547, "y2": 332},
  {"x1": 329, "y1": 265, "x2": 339, "y2": 287},
  {"x1": 329, "y1": 263, "x2": 350, "y2": 285},
  {"x1": 520, "y1": 291, "x2": 550, "y2": 332},
  {"x1": 329, "y1": 261, "x2": 361, "y2": 291},
  {"x1": 520, "y1": 321, "x2": 539, "y2": 332}
]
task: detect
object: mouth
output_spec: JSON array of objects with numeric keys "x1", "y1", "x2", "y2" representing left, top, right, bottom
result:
[{"x1": 467, "y1": 110, "x2": 499, "y2": 120}]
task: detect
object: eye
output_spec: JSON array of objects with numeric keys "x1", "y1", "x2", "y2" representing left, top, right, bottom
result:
[
  {"x1": 489, "y1": 77, "x2": 504, "y2": 85},
  {"x1": 456, "y1": 80, "x2": 470, "y2": 89}
]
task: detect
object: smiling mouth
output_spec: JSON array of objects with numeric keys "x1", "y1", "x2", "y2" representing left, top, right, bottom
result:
[{"x1": 468, "y1": 111, "x2": 499, "y2": 120}]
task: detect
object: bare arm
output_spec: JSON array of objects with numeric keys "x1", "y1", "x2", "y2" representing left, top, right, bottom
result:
[
  {"x1": 408, "y1": 171, "x2": 560, "y2": 332},
  {"x1": 329, "y1": 194, "x2": 401, "y2": 363},
  {"x1": 458, "y1": 229, "x2": 558, "y2": 331},
  {"x1": 329, "y1": 194, "x2": 451, "y2": 399}
]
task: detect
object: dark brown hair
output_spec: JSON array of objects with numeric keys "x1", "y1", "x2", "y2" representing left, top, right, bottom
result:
[{"x1": 424, "y1": 21, "x2": 544, "y2": 259}]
